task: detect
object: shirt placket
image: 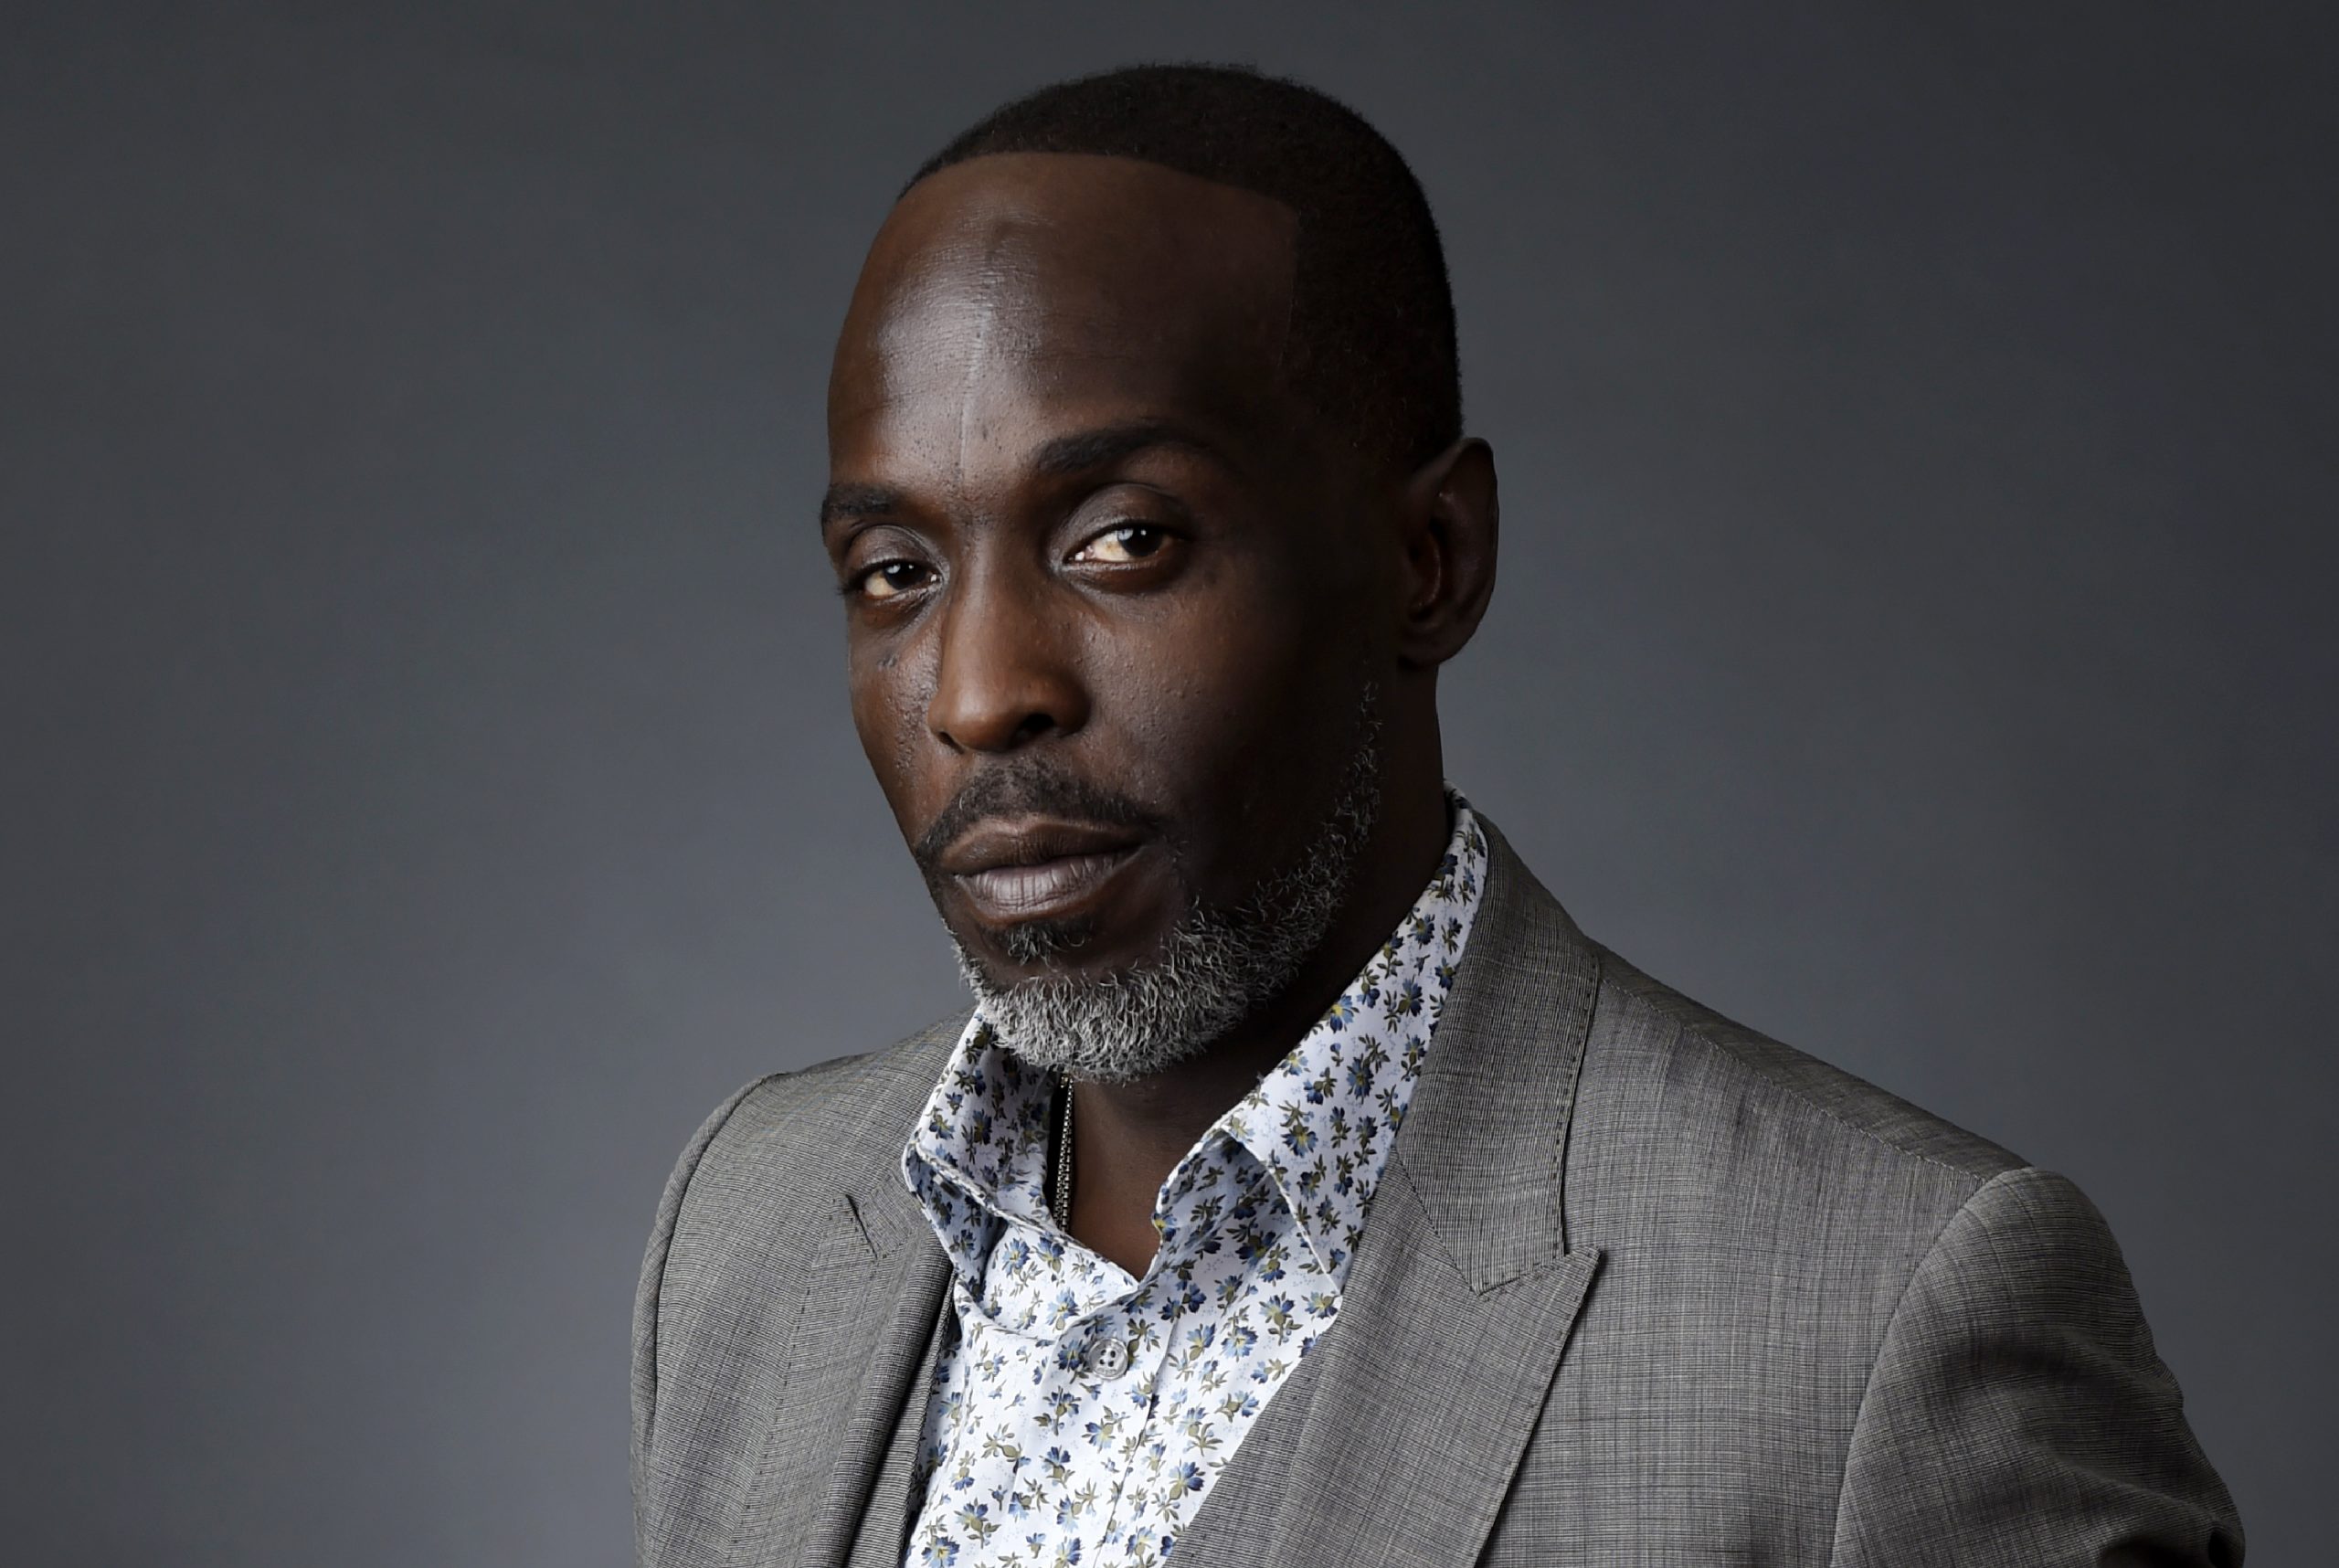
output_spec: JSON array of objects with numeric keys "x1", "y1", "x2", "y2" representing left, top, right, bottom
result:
[
  {"x1": 1072, "y1": 1292, "x2": 1167, "y2": 1556},
  {"x1": 967, "y1": 1211, "x2": 1141, "y2": 1549},
  {"x1": 1075, "y1": 1137, "x2": 1244, "y2": 1558}
]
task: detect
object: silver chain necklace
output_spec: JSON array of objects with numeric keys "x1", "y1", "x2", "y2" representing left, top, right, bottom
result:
[{"x1": 1050, "y1": 1073, "x2": 1075, "y2": 1230}]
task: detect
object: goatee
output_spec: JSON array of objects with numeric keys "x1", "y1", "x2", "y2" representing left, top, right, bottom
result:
[{"x1": 945, "y1": 687, "x2": 1383, "y2": 1084}]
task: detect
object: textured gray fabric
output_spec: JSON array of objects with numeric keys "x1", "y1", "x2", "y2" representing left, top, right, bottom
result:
[{"x1": 632, "y1": 816, "x2": 2243, "y2": 1565}]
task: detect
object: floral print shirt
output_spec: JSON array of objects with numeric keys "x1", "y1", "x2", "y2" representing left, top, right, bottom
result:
[{"x1": 898, "y1": 798, "x2": 1489, "y2": 1568}]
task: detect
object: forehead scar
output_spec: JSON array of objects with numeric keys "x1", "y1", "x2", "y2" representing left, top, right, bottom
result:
[{"x1": 948, "y1": 230, "x2": 1023, "y2": 503}]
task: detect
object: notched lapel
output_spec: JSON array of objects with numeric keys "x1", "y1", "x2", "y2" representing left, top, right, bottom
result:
[
  {"x1": 727, "y1": 1183, "x2": 951, "y2": 1568},
  {"x1": 1177, "y1": 817, "x2": 1608, "y2": 1568},
  {"x1": 1250, "y1": 1170, "x2": 1602, "y2": 1568},
  {"x1": 708, "y1": 1034, "x2": 957, "y2": 1568}
]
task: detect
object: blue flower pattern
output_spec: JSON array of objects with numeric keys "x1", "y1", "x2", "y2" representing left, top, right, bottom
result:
[{"x1": 898, "y1": 800, "x2": 1488, "y2": 1568}]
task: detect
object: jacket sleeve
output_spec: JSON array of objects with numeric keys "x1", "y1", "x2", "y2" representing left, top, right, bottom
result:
[{"x1": 1827, "y1": 1165, "x2": 2243, "y2": 1566}]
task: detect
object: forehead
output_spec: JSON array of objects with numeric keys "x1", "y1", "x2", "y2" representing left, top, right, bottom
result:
[{"x1": 829, "y1": 154, "x2": 1300, "y2": 470}]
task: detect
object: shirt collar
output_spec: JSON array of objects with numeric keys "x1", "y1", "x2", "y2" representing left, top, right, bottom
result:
[{"x1": 904, "y1": 791, "x2": 1490, "y2": 1292}]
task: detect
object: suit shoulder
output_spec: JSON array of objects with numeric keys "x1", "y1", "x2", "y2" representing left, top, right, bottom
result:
[
  {"x1": 674, "y1": 1010, "x2": 968, "y2": 1218},
  {"x1": 1585, "y1": 947, "x2": 2026, "y2": 1192}
]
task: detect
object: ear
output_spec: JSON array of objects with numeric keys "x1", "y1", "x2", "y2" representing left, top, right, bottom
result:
[{"x1": 1392, "y1": 436, "x2": 1499, "y2": 669}]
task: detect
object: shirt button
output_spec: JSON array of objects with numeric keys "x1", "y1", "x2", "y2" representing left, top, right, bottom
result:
[{"x1": 1087, "y1": 1336, "x2": 1132, "y2": 1379}]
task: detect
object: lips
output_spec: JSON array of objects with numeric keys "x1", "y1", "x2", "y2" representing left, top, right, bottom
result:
[
  {"x1": 937, "y1": 818, "x2": 1148, "y2": 923},
  {"x1": 958, "y1": 847, "x2": 1140, "y2": 918}
]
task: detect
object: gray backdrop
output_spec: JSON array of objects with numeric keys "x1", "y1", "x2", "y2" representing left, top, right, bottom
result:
[{"x1": 4, "y1": 4, "x2": 2331, "y2": 1563}]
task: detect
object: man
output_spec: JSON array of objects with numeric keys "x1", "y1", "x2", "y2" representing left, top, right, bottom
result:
[{"x1": 631, "y1": 65, "x2": 2242, "y2": 1567}]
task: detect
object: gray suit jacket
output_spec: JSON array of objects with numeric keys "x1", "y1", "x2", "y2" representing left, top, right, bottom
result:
[{"x1": 632, "y1": 817, "x2": 2242, "y2": 1565}]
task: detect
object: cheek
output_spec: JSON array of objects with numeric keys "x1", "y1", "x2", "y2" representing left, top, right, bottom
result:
[
  {"x1": 1091, "y1": 580, "x2": 1363, "y2": 850},
  {"x1": 846, "y1": 634, "x2": 937, "y2": 826}
]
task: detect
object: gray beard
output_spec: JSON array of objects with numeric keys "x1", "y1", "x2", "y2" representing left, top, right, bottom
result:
[{"x1": 951, "y1": 695, "x2": 1383, "y2": 1085}]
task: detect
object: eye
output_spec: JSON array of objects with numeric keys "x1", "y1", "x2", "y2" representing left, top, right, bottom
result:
[
  {"x1": 1071, "y1": 523, "x2": 1170, "y2": 566},
  {"x1": 852, "y1": 559, "x2": 934, "y2": 600}
]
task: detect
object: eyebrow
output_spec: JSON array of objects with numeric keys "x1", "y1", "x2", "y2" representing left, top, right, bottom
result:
[
  {"x1": 1028, "y1": 419, "x2": 1229, "y2": 480},
  {"x1": 819, "y1": 481, "x2": 905, "y2": 531},
  {"x1": 818, "y1": 419, "x2": 1233, "y2": 531}
]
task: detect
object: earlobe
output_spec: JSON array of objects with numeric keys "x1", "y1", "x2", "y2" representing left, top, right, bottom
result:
[{"x1": 1395, "y1": 436, "x2": 1499, "y2": 669}]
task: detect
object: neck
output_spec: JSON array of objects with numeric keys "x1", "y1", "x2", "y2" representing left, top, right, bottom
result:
[{"x1": 1063, "y1": 758, "x2": 1451, "y2": 1274}]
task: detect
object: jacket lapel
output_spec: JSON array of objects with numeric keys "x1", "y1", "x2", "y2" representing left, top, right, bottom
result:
[
  {"x1": 722, "y1": 1028, "x2": 958, "y2": 1568},
  {"x1": 795, "y1": 1180, "x2": 952, "y2": 1568},
  {"x1": 1176, "y1": 817, "x2": 1606, "y2": 1568},
  {"x1": 841, "y1": 1256, "x2": 957, "y2": 1568}
]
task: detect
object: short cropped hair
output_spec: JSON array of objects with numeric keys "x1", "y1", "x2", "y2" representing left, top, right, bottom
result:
[{"x1": 908, "y1": 64, "x2": 1461, "y2": 474}]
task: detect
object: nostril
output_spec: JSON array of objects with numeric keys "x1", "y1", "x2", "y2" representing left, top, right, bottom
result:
[{"x1": 928, "y1": 707, "x2": 1060, "y2": 755}]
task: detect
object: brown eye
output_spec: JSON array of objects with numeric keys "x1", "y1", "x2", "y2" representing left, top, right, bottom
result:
[
  {"x1": 1074, "y1": 524, "x2": 1169, "y2": 565},
  {"x1": 858, "y1": 560, "x2": 932, "y2": 600}
]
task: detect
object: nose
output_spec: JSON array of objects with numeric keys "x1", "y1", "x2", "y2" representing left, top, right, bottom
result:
[{"x1": 926, "y1": 567, "x2": 1091, "y2": 753}]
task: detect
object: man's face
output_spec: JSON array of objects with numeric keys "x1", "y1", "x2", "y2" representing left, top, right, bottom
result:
[{"x1": 823, "y1": 154, "x2": 1398, "y2": 1033}]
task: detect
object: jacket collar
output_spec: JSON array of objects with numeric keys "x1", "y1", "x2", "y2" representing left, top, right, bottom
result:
[{"x1": 1381, "y1": 811, "x2": 1601, "y2": 1283}]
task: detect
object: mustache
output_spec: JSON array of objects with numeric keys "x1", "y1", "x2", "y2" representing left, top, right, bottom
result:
[{"x1": 909, "y1": 761, "x2": 1166, "y2": 875}]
